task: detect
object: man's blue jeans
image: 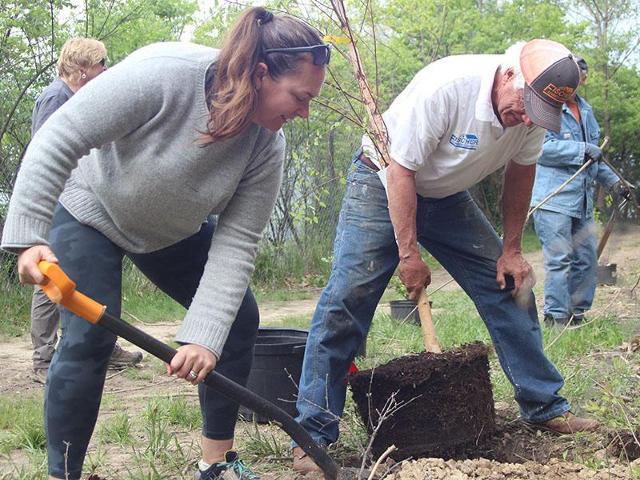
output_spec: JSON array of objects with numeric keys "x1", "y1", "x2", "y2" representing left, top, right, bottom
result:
[
  {"x1": 532, "y1": 208, "x2": 597, "y2": 320},
  {"x1": 45, "y1": 205, "x2": 258, "y2": 479},
  {"x1": 295, "y1": 158, "x2": 570, "y2": 447}
]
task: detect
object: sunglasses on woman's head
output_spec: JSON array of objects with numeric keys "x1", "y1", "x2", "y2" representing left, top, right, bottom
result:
[{"x1": 263, "y1": 44, "x2": 331, "y2": 65}]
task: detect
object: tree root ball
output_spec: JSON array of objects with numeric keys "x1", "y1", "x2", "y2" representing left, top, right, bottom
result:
[{"x1": 349, "y1": 342, "x2": 495, "y2": 460}]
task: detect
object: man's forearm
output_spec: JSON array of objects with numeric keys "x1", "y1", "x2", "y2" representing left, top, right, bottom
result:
[
  {"x1": 502, "y1": 161, "x2": 536, "y2": 253},
  {"x1": 387, "y1": 160, "x2": 419, "y2": 258}
]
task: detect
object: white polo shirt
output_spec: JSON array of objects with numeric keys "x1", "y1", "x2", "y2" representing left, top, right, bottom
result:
[{"x1": 362, "y1": 54, "x2": 545, "y2": 198}]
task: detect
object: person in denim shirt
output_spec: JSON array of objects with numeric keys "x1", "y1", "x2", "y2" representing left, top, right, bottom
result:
[{"x1": 531, "y1": 57, "x2": 628, "y2": 327}]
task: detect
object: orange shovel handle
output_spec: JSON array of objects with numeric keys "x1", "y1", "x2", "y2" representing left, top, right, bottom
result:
[{"x1": 38, "y1": 261, "x2": 105, "y2": 324}]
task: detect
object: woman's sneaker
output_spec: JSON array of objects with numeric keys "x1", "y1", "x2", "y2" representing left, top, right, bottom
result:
[{"x1": 198, "y1": 451, "x2": 260, "y2": 480}]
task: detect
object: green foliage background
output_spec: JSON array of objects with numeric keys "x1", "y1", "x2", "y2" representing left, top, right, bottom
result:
[{"x1": 1, "y1": 0, "x2": 639, "y2": 293}]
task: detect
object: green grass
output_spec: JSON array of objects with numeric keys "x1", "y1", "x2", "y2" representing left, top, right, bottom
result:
[
  {"x1": 0, "y1": 228, "x2": 543, "y2": 337},
  {"x1": 253, "y1": 240, "x2": 334, "y2": 291},
  {"x1": 521, "y1": 228, "x2": 542, "y2": 253},
  {"x1": 0, "y1": 395, "x2": 45, "y2": 454},
  {"x1": 241, "y1": 421, "x2": 289, "y2": 459},
  {"x1": 145, "y1": 397, "x2": 201, "y2": 430},
  {"x1": 253, "y1": 288, "x2": 317, "y2": 303},
  {"x1": 260, "y1": 313, "x2": 312, "y2": 329},
  {"x1": 121, "y1": 263, "x2": 185, "y2": 324},
  {"x1": 0, "y1": 282, "x2": 31, "y2": 338},
  {"x1": 0, "y1": 450, "x2": 47, "y2": 480},
  {"x1": 98, "y1": 412, "x2": 134, "y2": 446},
  {"x1": 120, "y1": 401, "x2": 195, "y2": 480}
]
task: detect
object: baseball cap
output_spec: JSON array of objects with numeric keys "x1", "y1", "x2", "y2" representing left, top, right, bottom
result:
[{"x1": 520, "y1": 39, "x2": 580, "y2": 132}]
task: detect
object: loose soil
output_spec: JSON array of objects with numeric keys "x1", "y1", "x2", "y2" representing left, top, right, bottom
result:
[
  {"x1": 349, "y1": 343, "x2": 495, "y2": 460},
  {"x1": 0, "y1": 225, "x2": 639, "y2": 479}
]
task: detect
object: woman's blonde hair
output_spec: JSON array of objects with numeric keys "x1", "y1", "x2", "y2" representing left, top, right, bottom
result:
[
  {"x1": 203, "y1": 7, "x2": 323, "y2": 144},
  {"x1": 57, "y1": 37, "x2": 107, "y2": 84}
]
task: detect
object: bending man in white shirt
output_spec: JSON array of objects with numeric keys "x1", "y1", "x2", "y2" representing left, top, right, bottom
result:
[{"x1": 293, "y1": 39, "x2": 599, "y2": 474}]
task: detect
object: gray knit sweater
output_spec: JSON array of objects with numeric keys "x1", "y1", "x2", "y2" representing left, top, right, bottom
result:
[{"x1": 2, "y1": 42, "x2": 285, "y2": 356}]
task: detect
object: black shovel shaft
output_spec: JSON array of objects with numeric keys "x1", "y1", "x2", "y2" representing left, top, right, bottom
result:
[{"x1": 99, "y1": 312, "x2": 338, "y2": 479}]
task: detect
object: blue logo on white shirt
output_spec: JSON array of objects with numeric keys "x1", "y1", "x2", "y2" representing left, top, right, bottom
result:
[{"x1": 449, "y1": 133, "x2": 479, "y2": 150}]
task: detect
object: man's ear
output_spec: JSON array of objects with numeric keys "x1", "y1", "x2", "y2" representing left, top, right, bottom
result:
[
  {"x1": 253, "y1": 62, "x2": 269, "y2": 90},
  {"x1": 503, "y1": 67, "x2": 515, "y2": 85}
]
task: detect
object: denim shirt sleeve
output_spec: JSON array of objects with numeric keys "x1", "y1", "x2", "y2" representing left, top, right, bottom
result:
[
  {"x1": 537, "y1": 130, "x2": 587, "y2": 167},
  {"x1": 595, "y1": 161, "x2": 620, "y2": 190}
]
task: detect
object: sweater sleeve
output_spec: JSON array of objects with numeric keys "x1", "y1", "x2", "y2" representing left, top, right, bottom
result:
[
  {"x1": 175, "y1": 132, "x2": 285, "y2": 356},
  {"x1": 595, "y1": 161, "x2": 620, "y2": 190},
  {"x1": 1, "y1": 60, "x2": 166, "y2": 252}
]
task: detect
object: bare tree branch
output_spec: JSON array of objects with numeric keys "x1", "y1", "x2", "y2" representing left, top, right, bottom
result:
[
  {"x1": 0, "y1": 59, "x2": 56, "y2": 148},
  {"x1": 328, "y1": 0, "x2": 391, "y2": 166}
]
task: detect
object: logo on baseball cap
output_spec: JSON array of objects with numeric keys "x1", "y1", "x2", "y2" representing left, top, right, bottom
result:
[{"x1": 520, "y1": 39, "x2": 580, "y2": 132}]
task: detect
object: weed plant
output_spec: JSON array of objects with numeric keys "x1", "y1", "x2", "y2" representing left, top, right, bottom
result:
[
  {"x1": 146, "y1": 397, "x2": 201, "y2": 430},
  {"x1": 0, "y1": 282, "x2": 30, "y2": 337},
  {"x1": 98, "y1": 412, "x2": 133, "y2": 446},
  {"x1": 0, "y1": 396, "x2": 44, "y2": 454}
]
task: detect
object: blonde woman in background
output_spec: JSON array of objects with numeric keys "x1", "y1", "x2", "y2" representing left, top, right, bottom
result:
[{"x1": 30, "y1": 37, "x2": 143, "y2": 386}]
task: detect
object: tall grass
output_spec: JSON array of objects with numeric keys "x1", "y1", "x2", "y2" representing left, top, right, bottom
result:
[
  {"x1": 0, "y1": 396, "x2": 45, "y2": 454},
  {"x1": 120, "y1": 260, "x2": 185, "y2": 323},
  {"x1": 253, "y1": 239, "x2": 334, "y2": 291},
  {"x1": 0, "y1": 282, "x2": 31, "y2": 337}
]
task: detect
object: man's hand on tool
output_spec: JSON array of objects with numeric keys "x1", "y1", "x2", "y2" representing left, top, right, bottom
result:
[
  {"x1": 613, "y1": 181, "x2": 634, "y2": 202},
  {"x1": 584, "y1": 143, "x2": 602, "y2": 162},
  {"x1": 496, "y1": 250, "x2": 535, "y2": 299},
  {"x1": 17, "y1": 245, "x2": 59, "y2": 285},
  {"x1": 168, "y1": 344, "x2": 217, "y2": 385},
  {"x1": 399, "y1": 252, "x2": 431, "y2": 301}
]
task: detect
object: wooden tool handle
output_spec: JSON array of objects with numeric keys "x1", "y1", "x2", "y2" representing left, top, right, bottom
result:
[{"x1": 417, "y1": 290, "x2": 441, "y2": 353}]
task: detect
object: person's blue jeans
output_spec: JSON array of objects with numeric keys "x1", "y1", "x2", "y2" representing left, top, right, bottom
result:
[
  {"x1": 532, "y1": 208, "x2": 597, "y2": 320},
  {"x1": 45, "y1": 205, "x2": 258, "y2": 479},
  {"x1": 294, "y1": 158, "x2": 570, "y2": 447}
]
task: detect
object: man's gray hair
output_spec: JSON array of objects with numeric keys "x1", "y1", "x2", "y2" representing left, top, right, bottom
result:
[{"x1": 499, "y1": 41, "x2": 526, "y2": 89}]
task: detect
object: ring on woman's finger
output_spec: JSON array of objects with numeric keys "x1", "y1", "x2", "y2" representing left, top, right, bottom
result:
[{"x1": 187, "y1": 370, "x2": 198, "y2": 381}]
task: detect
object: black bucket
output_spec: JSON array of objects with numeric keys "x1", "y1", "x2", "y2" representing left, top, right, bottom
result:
[
  {"x1": 239, "y1": 327, "x2": 366, "y2": 423},
  {"x1": 389, "y1": 299, "x2": 431, "y2": 325},
  {"x1": 239, "y1": 328, "x2": 307, "y2": 423},
  {"x1": 597, "y1": 263, "x2": 617, "y2": 285}
]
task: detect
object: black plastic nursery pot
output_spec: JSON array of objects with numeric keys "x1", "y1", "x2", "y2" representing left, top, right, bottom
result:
[
  {"x1": 239, "y1": 328, "x2": 307, "y2": 423},
  {"x1": 239, "y1": 327, "x2": 366, "y2": 423},
  {"x1": 597, "y1": 263, "x2": 617, "y2": 285},
  {"x1": 389, "y1": 299, "x2": 432, "y2": 325}
]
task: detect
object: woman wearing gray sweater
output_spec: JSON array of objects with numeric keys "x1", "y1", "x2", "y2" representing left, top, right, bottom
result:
[{"x1": 2, "y1": 7, "x2": 328, "y2": 480}]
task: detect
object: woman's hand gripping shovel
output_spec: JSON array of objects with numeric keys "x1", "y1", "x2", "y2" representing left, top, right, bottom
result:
[{"x1": 37, "y1": 261, "x2": 341, "y2": 480}]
